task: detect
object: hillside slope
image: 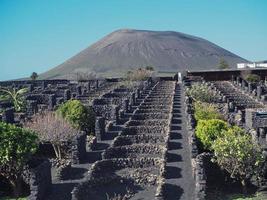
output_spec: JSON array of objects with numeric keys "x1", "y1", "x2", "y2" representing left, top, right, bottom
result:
[{"x1": 40, "y1": 29, "x2": 248, "y2": 79}]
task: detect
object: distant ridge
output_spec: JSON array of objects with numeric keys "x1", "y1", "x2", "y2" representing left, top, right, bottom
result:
[{"x1": 40, "y1": 29, "x2": 248, "y2": 79}]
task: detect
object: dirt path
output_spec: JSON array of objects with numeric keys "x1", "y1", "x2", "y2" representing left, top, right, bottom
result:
[{"x1": 164, "y1": 84, "x2": 195, "y2": 200}]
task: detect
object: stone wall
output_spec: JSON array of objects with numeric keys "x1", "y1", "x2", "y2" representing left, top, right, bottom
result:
[
  {"x1": 71, "y1": 158, "x2": 165, "y2": 200},
  {"x1": 102, "y1": 144, "x2": 166, "y2": 159},
  {"x1": 246, "y1": 108, "x2": 267, "y2": 129},
  {"x1": 71, "y1": 132, "x2": 87, "y2": 164},
  {"x1": 26, "y1": 158, "x2": 52, "y2": 200},
  {"x1": 120, "y1": 126, "x2": 168, "y2": 136},
  {"x1": 71, "y1": 81, "x2": 174, "y2": 200},
  {"x1": 112, "y1": 135, "x2": 166, "y2": 147}
]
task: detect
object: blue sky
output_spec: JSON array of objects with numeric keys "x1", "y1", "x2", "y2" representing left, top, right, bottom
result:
[{"x1": 0, "y1": 0, "x2": 266, "y2": 80}]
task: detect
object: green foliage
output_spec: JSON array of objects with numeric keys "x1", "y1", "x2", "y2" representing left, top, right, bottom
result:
[
  {"x1": 218, "y1": 58, "x2": 229, "y2": 69},
  {"x1": 0, "y1": 122, "x2": 38, "y2": 196},
  {"x1": 145, "y1": 66, "x2": 154, "y2": 71},
  {"x1": 245, "y1": 74, "x2": 260, "y2": 83},
  {"x1": 212, "y1": 127, "x2": 264, "y2": 191},
  {"x1": 195, "y1": 119, "x2": 228, "y2": 150},
  {"x1": 0, "y1": 197, "x2": 27, "y2": 200},
  {"x1": 56, "y1": 100, "x2": 96, "y2": 134},
  {"x1": 0, "y1": 122, "x2": 38, "y2": 171},
  {"x1": 207, "y1": 191, "x2": 265, "y2": 200},
  {"x1": 0, "y1": 87, "x2": 28, "y2": 112},
  {"x1": 30, "y1": 72, "x2": 38, "y2": 80},
  {"x1": 194, "y1": 101, "x2": 222, "y2": 121},
  {"x1": 186, "y1": 83, "x2": 219, "y2": 103},
  {"x1": 230, "y1": 194, "x2": 265, "y2": 200}
]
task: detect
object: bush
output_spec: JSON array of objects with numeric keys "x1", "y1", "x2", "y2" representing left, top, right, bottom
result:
[
  {"x1": 230, "y1": 194, "x2": 265, "y2": 200},
  {"x1": 56, "y1": 100, "x2": 96, "y2": 135},
  {"x1": 207, "y1": 191, "x2": 265, "y2": 200},
  {"x1": 25, "y1": 111, "x2": 78, "y2": 160},
  {"x1": 0, "y1": 122, "x2": 38, "y2": 197},
  {"x1": 245, "y1": 74, "x2": 260, "y2": 83},
  {"x1": 145, "y1": 66, "x2": 154, "y2": 71},
  {"x1": 195, "y1": 119, "x2": 228, "y2": 150},
  {"x1": 212, "y1": 127, "x2": 264, "y2": 193},
  {"x1": 126, "y1": 68, "x2": 154, "y2": 81},
  {"x1": 186, "y1": 83, "x2": 219, "y2": 103},
  {"x1": 194, "y1": 101, "x2": 223, "y2": 121}
]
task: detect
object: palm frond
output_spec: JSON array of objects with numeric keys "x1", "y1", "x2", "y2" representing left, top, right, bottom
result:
[
  {"x1": 0, "y1": 87, "x2": 12, "y2": 95},
  {"x1": 17, "y1": 88, "x2": 29, "y2": 95},
  {"x1": 0, "y1": 94, "x2": 10, "y2": 101}
]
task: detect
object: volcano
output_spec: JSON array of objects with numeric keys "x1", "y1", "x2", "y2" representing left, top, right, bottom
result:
[{"x1": 40, "y1": 29, "x2": 248, "y2": 79}]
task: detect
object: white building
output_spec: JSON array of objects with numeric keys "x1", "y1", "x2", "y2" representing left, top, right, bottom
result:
[{"x1": 237, "y1": 62, "x2": 267, "y2": 69}]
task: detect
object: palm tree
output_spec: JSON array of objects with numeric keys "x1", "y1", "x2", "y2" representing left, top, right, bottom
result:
[{"x1": 0, "y1": 87, "x2": 28, "y2": 112}]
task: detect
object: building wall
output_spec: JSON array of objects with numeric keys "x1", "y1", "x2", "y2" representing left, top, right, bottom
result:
[
  {"x1": 237, "y1": 63, "x2": 267, "y2": 69},
  {"x1": 187, "y1": 69, "x2": 267, "y2": 81}
]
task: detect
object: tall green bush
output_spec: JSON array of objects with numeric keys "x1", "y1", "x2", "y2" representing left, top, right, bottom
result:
[
  {"x1": 186, "y1": 83, "x2": 219, "y2": 103},
  {"x1": 56, "y1": 100, "x2": 96, "y2": 135},
  {"x1": 0, "y1": 122, "x2": 38, "y2": 197},
  {"x1": 195, "y1": 119, "x2": 228, "y2": 150},
  {"x1": 212, "y1": 127, "x2": 264, "y2": 193},
  {"x1": 194, "y1": 101, "x2": 222, "y2": 121}
]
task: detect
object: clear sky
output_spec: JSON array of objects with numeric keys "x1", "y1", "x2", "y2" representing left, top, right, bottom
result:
[{"x1": 0, "y1": 0, "x2": 266, "y2": 80}]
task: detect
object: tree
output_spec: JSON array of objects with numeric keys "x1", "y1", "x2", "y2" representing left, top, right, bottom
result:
[
  {"x1": 218, "y1": 58, "x2": 229, "y2": 69},
  {"x1": 245, "y1": 74, "x2": 260, "y2": 83},
  {"x1": 56, "y1": 100, "x2": 96, "y2": 135},
  {"x1": 0, "y1": 87, "x2": 28, "y2": 112},
  {"x1": 186, "y1": 83, "x2": 219, "y2": 103},
  {"x1": 0, "y1": 122, "x2": 38, "y2": 197},
  {"x1": 30, "y1": 72, "x2": 38, "y2": 80},
  {"x1": 212, "y1": 127, "x2": 264, "y2": 193},
  {"x1": 145, "y1": 66, "x2": 154, "y2": 71},
  {"x1": 195, "y1": 119, "x2": 228, "y2": 150},
  {"x1": 25, "y1": 111, "x2": 78, "y2": 159},
  {"x1": 194, "y1": 101, "x2": 223, "y2": 121}
]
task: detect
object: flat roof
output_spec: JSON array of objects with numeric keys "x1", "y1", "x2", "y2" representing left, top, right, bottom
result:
[{"x1": 187, "y1": 68, "x2": 267, "y2": 73}]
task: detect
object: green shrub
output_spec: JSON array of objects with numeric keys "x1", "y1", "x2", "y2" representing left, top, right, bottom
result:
[
  {"x1": 56, "y1": 100, "x2": 96, "y2": 135},
  {"x1": 0, "y1": 122, "x2": 38, "y2": 197},
  {"x1": 212, "y1": 127, "x2": 264, "y2": 193},
  {"x1": 186, "y1": 83, "x2": 219, "y2": 103},
  {"x1": 195, "y1": 119, "x2": 228, "y2": 150},
  {"x1": 0, "y1": 197, "x2": 27, "y2": 200},
  {"x1": 230, "y1": 193, "x2": 266, "y2": 200},
  {"x1": 245, "y1": 74, "x2": 260, "y2": 83},
  {"x1": 207, "y1": 191, "x2": 265, "y2": 200},
  {"x1": 194, "y1": 101, "x2": 222, "y2": 121}
]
